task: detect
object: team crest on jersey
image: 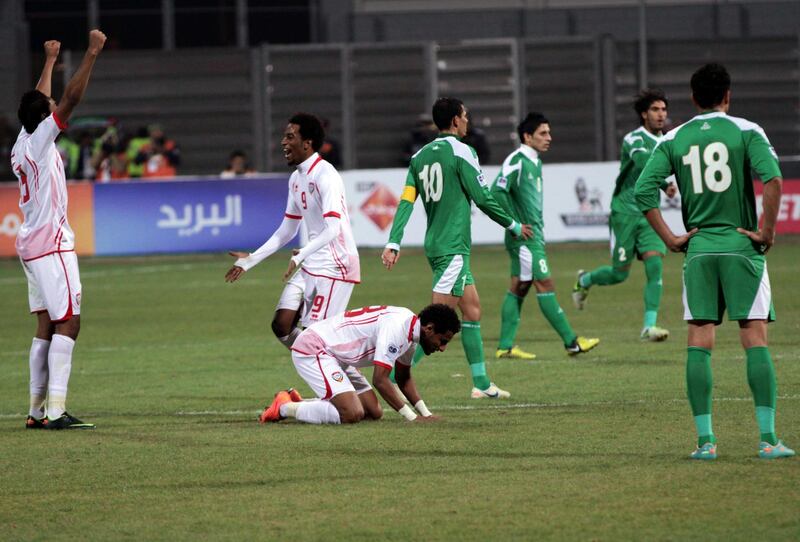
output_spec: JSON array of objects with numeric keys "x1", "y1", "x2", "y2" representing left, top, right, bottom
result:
[
  {"x1": 700, "y1": 122, "x2": 711, "y2": 130},
  {"x1": 331, "y1": 371, "x2": 344, "y2": 382},
  {"x1": 476, "y1": 173, "x2": 486, "y2": 187},
  {"x1": 496, "y1": 176, "x2": 508, "y2": 189},
  {"x1": 308, "y1": 182, "x2": 316, "y2": 194}
]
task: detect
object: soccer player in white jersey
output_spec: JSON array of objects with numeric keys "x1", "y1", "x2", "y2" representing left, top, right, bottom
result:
[
  {"x1": 260, "y1": 303, "x2": 460, "y2": 425},
  {"x1": 13, "y1": 30, "x2": 106, "y2": 430}
]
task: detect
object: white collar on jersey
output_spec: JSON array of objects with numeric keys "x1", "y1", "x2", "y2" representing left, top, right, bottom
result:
[
  {"x1": 411, "y1": 317, "x2": 421, "y2": 344},
  {"x1": 518, "y1": 144, "x2": 539, "y2": 163},
  {"x1": 692, "y1": 111, "x2": 727, "y2": 121},
  {"x1": 636, "y1": 126, "x2": 663, "y2": 143},
  {"x1": 296, "y1": 152, "x2": 321, "y2": 174}
]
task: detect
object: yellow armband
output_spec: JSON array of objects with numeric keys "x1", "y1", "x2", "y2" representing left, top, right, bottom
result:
[{"x1": 401, "y1": 186, "x2": 417, "y2": 203}]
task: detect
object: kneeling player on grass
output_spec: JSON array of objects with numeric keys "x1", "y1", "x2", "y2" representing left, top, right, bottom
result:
[{"x1": 260, "y1": 304, "x2": 460, "y2": 424}]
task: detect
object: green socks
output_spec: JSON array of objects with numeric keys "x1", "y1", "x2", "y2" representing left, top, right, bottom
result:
[
  {"x1": 536, "y1": 292, "x2": 577, "y2": 347},
  {"x1": 746, "y1": 346, "x2": 778, "y2": 445},
  {"x1": 498, "y1": 291, "x2": 524, "y2": 350},
  {"x1": 461, "y1": 321, "x2": 491, "y2": 390},
  {"x1": 643, "y1": 257, "x2": 663, "y2": 329},
  {"x1": 580, "y1": 266, "x2": 628, "y2": 287},
  {"x1": 686, "y1": 347, "x2": 715, "y2": 446}
]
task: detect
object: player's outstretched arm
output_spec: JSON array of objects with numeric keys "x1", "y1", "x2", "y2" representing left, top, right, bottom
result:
[
  {"x1": 36, "y1": 40, "x2": 61, "y2": 97},
  {"x1": 55, "y1": 29, "x2": 106, "y2": 123},
  {"x1": 737, "y1": 177, "x2": 782, "y2": 253}
]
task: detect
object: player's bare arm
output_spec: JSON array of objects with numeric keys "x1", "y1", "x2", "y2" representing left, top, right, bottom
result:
[
  {"x1": 54, "y1": 29, "x2": 106, "y2": 123},
  {"x1": 737, "y1": 177, "x2": 782, "y2": 253},
  {"x1": 644, "y1": 208, "x2": 697, "y2": 252},
  {"x1": 36, "y1": 40, "x2": 61, "y2": 96}
]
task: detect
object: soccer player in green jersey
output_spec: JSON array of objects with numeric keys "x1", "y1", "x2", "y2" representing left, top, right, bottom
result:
[
  {"x1": 572, "y1": 90, "x2": 677, "y2": 342},
  {"x1": 491, "y1": 113, "x2": 599, "y2": 357},
  {"x1": 382, "y1": 97, "x2": 533, "y2": 399},
  {"x1": 635, "y1": 63, "x2": 794, "y2": 460}
]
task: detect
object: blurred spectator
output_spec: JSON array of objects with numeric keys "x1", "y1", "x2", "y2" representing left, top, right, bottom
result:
[
  {"x1": 221, "y1": 150, "x2": 256, "y2": 178},
  {"x1": 77, "y1": 131, "x2": 97, "y2": 180},
  {"x1": 133, "y1": 125, "x2": 181, "y2": 178},
  {"x1": 0, "y1": 115, "x2": 16, "y2": 180},
  {"x1": 318, "y1": 117, "x2": 342, "y2": 168},
  {"x1": 126, "y1": 126, "x2": 150, "y2": 178},
  {"x1": 402, "y1": 114, "x2": 437, "y2": 165},
  {"x1": 462, "y1": 115, "x2": 491, "y2": 164},
  {"x1": 56, "y1": 133, "x2": 80, "y2": 179},
  {"x1": 91, "y1": 125, "x2": 129, "y2": 182}
]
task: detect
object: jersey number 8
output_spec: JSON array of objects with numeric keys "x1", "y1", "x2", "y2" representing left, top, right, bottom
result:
[{"x1": 419, "y1": 162, "x2": 444, "y2": 202}]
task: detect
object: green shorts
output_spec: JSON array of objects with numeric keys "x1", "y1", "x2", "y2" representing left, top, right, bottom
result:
[
  {"x1": 506, "y1": 238, "x2": 550, "y2": 281},
  {"x1": 682, "y1": 252, "x2": 775, "y2": 323},
  {"x1": 609, "y1": 211, "x2": 666, "y2": 268},
  {"x1": 428, "y1": 254, "x2": 474, "y2": 297}
]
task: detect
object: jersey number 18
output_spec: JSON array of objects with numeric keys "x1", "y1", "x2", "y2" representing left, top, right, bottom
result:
[{"x1": 682, "y1": 142, "x2": 732, "y2": 194}]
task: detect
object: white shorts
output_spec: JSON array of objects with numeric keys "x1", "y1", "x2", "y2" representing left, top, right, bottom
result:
[
  {"x1": 300, "y1": 271, "x2": 355, "y2": 327},
  {"x1": 275, "y1": 271, "x2": 306, "y2": 312},
  {"x1": 21, "y1": 251, "x2": 82, "y2": 322},
  {"x1": 290, "y1": 330, "x2": 371, "y2": 399}
]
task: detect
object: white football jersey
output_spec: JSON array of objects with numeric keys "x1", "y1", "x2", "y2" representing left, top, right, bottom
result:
[
  {"x1": 286, "y1": 153, "x2": 360, "y2": 282},
  {"x1": 297, "y1": 305, "x2": 420, "y2": 370},
  {"x1": 11, "y1": 113, "x2": 74, "y2": 261}
]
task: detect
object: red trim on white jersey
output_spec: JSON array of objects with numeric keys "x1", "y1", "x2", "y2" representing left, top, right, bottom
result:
[
  {"x1": 322, "y1": 211, "x2": 341, "y2": 218},
  {"x1": 322, "y1": 281, "x2": 336, "y2": 319},
  {"x1": 408, "y1": 315, "x2": 419, "y2": 341},
  {"x1": 336, "y1": 348, "x2": 376, "y2": 362},
  {"x1": 285, "y1": 213, "x2": 303, "y2": 219},
  {"x1": 301, "y1": 268, "x2": 360, "y2": 284},
  {"x1": 307, "y1": 155, "x2": 323, "y2": 174},
  {"x1": 52, "y1": 112, "x2": 68, "y2": 130},
  {"x1": 22, "y1": 249, "x2": 75, "y2": 263}
]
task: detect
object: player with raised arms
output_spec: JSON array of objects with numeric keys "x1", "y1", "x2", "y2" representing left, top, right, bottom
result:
[
  {"x1": 635, "y1": 63, "x2": 794, "y2": 460},
  {"x1": 13, "y1": 30, "x2": 106, "y2": 430},
  {"x1": 572, "y1": 90, "x2": 677, "y2": 342},
  {"x1": 382, "y1": 97, "x2": 532, "y2": 399},
  {"x1": 260, "y1": 303, "x2": 460, "y2": 424}
]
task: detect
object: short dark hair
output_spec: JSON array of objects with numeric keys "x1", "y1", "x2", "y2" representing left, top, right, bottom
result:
[
  {"x1": 18, "y1": 90, "x2": 52, "y2": 134},
  {"x1": 229, "y1": 150, "x2": 246, "y2": 159},
  {"x1": 517, "y1": 112, "x2": 549, "y2": 142},
  {"x1": 633, "y1": 89, "x2": 668, "y2": 124},
  {"x1": 432, "y1": 97, "x2": 464, "y2": 131},
  {"x1": 288, "y1": 113, "x2": 325, "y2": 151},
  {"x1": 418, "y1": 303, "x2": 461, "y2": 335},
  {"x1": 691, "y1": 63, "x2": 731, "y2": 109}
]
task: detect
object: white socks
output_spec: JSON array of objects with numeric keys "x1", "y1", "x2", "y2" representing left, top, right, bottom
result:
[
  {"x1": 47, "y1": 334, "x2": 75, "y2": 419},
  {"x1": 29, "y1": 338, "x2": 50, "y2": 418},
  {"x1": 286, "y1": 400, "x2": 341, "y2": 424},
  {"x1": 277, "y1": 327, "x2": 302, "y2": 350}
]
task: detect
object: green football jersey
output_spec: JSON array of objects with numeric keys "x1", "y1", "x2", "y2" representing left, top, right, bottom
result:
[
  {"x1": 491, "y1": 145, "x2": 543, "y2": 244},
  {"x1": 635, "y1": 111, "x2": 782, "y2": 253},
  {"x1": 387, "y1": 135, "x2": 515, "y2": 258},
  {"x1": 612, "y1": 126, "x2": 662, "y2": 215}
]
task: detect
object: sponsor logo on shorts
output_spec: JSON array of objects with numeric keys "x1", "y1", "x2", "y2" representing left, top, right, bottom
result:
[
  {"x1": 331, "y1": 371, "x2": 344, "y2": 382},
  {"x1": 388, "y1": 345, "x2": 398, "y2": 354},
  {"x1": 75, "y1": 292, "x2": 81, "y2": 306}
]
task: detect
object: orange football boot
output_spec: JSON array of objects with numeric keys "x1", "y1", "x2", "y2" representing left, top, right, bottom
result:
[
  {"x1": 259, "y1": 390, "x2": 291, "y2": 424},
  {"x1": 287, "y1": 388, "x2": 303, "y2": 402}
]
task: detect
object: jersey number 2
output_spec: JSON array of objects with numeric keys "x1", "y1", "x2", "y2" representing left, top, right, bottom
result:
[{"x1": 419, "y1": 163, "x2": 443, "y2": 202}]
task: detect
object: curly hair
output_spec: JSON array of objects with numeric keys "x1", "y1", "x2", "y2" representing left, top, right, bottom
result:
[
  {"x1": 18, "y1": 90, "x2": 52, "y2": 134},
  {"x1": 288, "y1": 112, "x2": 325, "y2": 151},
  {"x1": 633, "y1": 89, "x2": 668, "y2": 125},
  {"x1": 418, "y1": 303, "x2": 461, "y2": 335}
]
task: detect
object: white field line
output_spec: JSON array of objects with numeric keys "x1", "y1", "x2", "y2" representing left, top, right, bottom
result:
[{"x1": 1, "y1": 394, "x2": 798, "y2": 419}]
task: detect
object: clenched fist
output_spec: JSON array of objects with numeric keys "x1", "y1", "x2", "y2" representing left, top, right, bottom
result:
[
  {"x1": 44, "y1": 40, "x2": 61, "y2": 59},
  {"x1": 88, "y1": 29, "x2": 107, "y2": 54}
]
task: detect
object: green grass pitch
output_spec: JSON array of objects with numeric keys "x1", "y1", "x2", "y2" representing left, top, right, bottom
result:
[{"x1": 1, "y1": 242, "x2": 798, "y2": 540}]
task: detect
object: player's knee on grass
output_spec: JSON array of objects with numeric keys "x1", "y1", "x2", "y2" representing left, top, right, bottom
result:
[
  {"x1": 359, "y1": 391, "x2": 383, "y2": 420},
  {"x1": 332, "y1": 394, "x2": 365, "y2": 423}
]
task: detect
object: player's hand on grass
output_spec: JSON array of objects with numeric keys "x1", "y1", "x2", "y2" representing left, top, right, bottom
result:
[
  {"x1": 44, "y1": 40, "x2": 61, "y2": 59},
  {"x1": 381, "y1": 248, "x2": 399, "y2": 270},
  {"x1": 520, "y1": 224, "x2": 534, "y2": 240},
  {"x1": 737, "y1": 227, "x2": 775, "y2": 253},
  {"x1": 224, "y1": 251, "x2": 248, "y2": 282},
  {"x1": 667, "y1": 228, "x2": 697, "y2": 252},
  {"x1": 88, "y1": 29, "x2": 107, "y2": 55},
  {"x1": 665, "y1": 183, "x2": 678, "y2": 198}
]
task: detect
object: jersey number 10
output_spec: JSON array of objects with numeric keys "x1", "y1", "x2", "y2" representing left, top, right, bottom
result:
[
  {"x1": 682, "y1": 142, "x2": 732, "y2": 194},
  {"x1": 419, "y1": 162, "x2": 444, "y2": 202}
]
